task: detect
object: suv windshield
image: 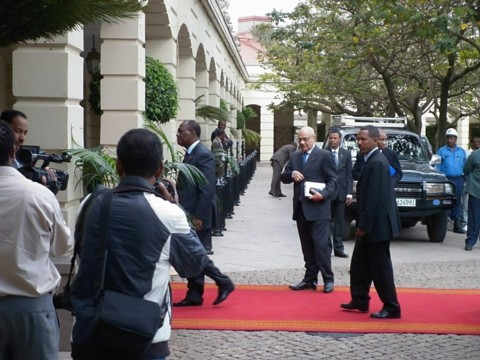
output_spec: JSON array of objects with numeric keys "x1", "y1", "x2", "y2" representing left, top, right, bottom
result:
[{"x1": 342, "y1": 133, "x2": 429, "y2": 162}]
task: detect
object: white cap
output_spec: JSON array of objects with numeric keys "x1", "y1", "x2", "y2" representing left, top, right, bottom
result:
[{"x1": 445, "y1": 128, "x2": 458, "y2": 137}]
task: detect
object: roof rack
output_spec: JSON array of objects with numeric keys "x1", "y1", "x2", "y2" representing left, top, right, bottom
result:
[{"x1": 331, "y1": 115, "x2": 407, "y2": 129}]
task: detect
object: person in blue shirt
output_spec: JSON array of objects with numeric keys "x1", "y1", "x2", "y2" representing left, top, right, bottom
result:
[{"x1": 436, "y1": 128, "x2": 467, "y2": 234}]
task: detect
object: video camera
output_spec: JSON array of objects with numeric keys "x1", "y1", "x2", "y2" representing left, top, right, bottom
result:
[{"x1": 16, "y1": 145, "x2": 72, "y2": 192}]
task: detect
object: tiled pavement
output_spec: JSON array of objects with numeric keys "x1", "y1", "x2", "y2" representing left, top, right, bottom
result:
[{"x1": 61, "y1": 163, "x2": 480, "y2": 359}]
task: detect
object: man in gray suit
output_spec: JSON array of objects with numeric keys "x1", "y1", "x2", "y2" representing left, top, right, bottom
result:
[
  {"x1": 269, "y1": 141, "x2": 297, "y2": 197},
  {"x1": 326, "y1": 129, "x2": 352, "y2": 258},
  {"x1": 281, "y1": 127, "x2": 337, "y2": 293},
  {"x1": 341, "y1": 125, "x2": 402, "y2": 319}
]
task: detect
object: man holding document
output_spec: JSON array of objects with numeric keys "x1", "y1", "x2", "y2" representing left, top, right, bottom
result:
[{"x1": 281, "y1": 126, "x2": 338, "y2": 293}]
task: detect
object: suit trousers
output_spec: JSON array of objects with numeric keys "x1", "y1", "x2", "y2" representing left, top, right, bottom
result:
[
  {"x1": 331, "y1": 197, "x2": 346, "y2": 253},
  {"x1": 296, "y1": 204, "x2": 334, "y2": 284},
  {"x1": 186, "y1": 227, "x2": 230, "y2": 301},
  {"x1": 185, "y1": 257, "x2": 231, "y2": 301},
  {"x1": 349, "y1": 239, "x2": 400, "y2": 312},
  {"x1": 270, "y1": 160, "x2": 283, "y2": 196}
]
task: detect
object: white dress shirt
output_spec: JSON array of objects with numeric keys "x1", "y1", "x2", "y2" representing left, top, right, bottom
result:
[{"x1": 0, "y1": 166, "x2": 73, "y2": 297}]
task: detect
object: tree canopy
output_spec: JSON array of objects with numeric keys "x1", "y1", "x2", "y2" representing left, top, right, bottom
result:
[
  {"x1": 254, "y1": 0, "x2": 480, "y2": 147},
  {"x1": 0, "y1": 0, "x2": 146, "y2": 47}
]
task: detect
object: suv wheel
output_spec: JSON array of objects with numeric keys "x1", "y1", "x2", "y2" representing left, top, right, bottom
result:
[{"x1": 425, "y1": 210, "x2": 448, "y2": 242}]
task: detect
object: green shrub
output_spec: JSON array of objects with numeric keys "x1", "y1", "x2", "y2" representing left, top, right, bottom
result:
[{"x1": 145, "y1": 56, "x2": 178, "y2": 123}]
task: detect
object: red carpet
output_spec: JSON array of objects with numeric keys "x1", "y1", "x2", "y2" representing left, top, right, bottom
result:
[{"x1": 171, "y1": 283, "x2": 480, "y2": 335}]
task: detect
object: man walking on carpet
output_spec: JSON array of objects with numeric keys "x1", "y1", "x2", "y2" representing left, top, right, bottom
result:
[
  {"x1": 174, "y1": 120, "x2": 235, "y2": 307},
  {"x1": 341, "y1": 125, "x2": 402, "y2": 319}
]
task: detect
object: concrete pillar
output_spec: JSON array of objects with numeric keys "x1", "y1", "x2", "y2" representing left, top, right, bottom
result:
[
  {"x1": 146, "y1": 39, "x2": 179, "y2": 155},
  {"x1": 260, "y1": 109, "x2": 274, "y2": 162},
  {"x1": 100, "y1": 13, "x2": 146, "y2": 147},
  {"x1": 177, "y1": 56, "x2": 196, "y2": 120},
  {"x1": 12, "y1": 29, "x2": 85, "y2": 225},
  {"x1": 458, "y1": 116, "x2": 470, "y2": 150}
]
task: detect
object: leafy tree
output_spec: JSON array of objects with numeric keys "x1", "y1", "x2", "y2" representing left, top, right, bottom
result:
[
  {"x1": 255, "y1": 0, "x2": 480, "y2": 148},
  {"x1": 0, "y1": 0, "x2": 146, "y2": 47}
]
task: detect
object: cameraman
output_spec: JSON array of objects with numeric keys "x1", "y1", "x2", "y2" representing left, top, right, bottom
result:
[
  {"x1": 0, "y1": 109, "x2": 28, "y2": 168},
  {"x1": 0, "y1": 109, "x2": 61, "y2": 194},
  {"x1": 0, "y1": 120, "x2": 73, "y2": 359}
]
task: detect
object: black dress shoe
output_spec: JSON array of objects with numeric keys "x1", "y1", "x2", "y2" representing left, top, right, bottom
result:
[
  {"x1": 278, "y1": 194, "x2": 287, "y2": 197},
  {"x1": 173, "y1": 298, "x2": 203, "y2": 307},
  {"x1": 370, "y1": 310, "x2": 401, "y2": 319},
  {"x1": 213, "y1": 283, "x2": 235, "y2": 305},
  {"x1": 323, "y1": 282, "x2": 334, "y2": 293},
  {"x1": 340, "y1": 302, "x2": 369, "y2": 312},
  {"x1": 334, "y1": 252, "x2": 349, "y2": 258},
  {"x1": 268, "y1": 191, "x2": 277, "y2": 198},
  {"x1": 289, "y1": 281, "x2": 317, "y2": 291}
]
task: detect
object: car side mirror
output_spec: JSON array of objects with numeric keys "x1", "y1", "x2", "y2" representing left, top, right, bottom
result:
[{"x1": 430, "y1": 154, "x2": 442, "y2": 168}]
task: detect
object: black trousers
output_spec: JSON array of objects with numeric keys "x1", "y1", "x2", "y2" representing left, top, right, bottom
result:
[
  {"x1": 296, "y1": 204, "x2": 334, "y2": 284},
  {"x1": 185, "y1": 227, "x2": 231, "y2": 301},
  {"x1": 349, "y1": 239, "x2": 400, "y2": 312},
  {"x1": 330, "y1": 197, "x2": 346, "y2": 253}
]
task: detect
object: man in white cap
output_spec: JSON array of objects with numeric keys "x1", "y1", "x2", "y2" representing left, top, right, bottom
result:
[{"x1": 436, "y1": 128, "x2": 467, "y2": 234}]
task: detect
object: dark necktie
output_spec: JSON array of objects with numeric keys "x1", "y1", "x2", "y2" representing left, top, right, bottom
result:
[{"x1": 183, "y1": 151, "x2": 191, "y2": 163}]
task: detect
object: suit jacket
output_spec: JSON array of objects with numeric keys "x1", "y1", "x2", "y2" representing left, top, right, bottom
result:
[
  {"x1": 326, "y1": 147, "x2": 353, "y2": 200},
  {"x1": 353, "y1": 147, "x2": 403, "y2": 186},
  {"x1": 356, "y1": 149, "x2": 401, "y2": 243},
  {"x1": 177, "y1": 142, "x2": 216, "y2": 229},
  {"x1": 271, "y1": 144, "x2": 297, "y2": 168},
  {"x1": 281, "y1": 146, "x2": 338, "y2": 221}
]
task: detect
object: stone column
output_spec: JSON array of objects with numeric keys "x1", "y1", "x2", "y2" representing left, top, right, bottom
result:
[
  {"x1": 100, "y1": 12, "x2": 146, "y2": 147},
  {"x1": 458, "y1": 116, "x2": 470, "y2": 150},
  {"x1": 177, "y1": 56, "x2": 196, "y2": 120},
  {"x1": 196, "y1": 68, "x2": 210, "y2": 141},
  {"x1": 12, "y1": 29, "x2": 84, "y2": 225},
  {"x1": 260, "y1": 109, "x2": 274, "y2": 162}
]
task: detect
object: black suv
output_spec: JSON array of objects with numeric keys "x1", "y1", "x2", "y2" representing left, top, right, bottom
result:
[{"x1": 325, "y1": 117, "x2": 456, "y2": 242}]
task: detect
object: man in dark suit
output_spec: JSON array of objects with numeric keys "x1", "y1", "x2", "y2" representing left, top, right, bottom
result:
[
  {"x1": 341, "y1": 125, "x2": 402, "y2": 319},
  {"x1": 353, "y1": 129, "x2": 402, "y2": 186},
  {"x1": 326, "y1": 129, "x2": 352, "y2": 258},
  {"x1": 174, "y1": 120, "x2": 234, "y2": 307},
  {"x1": 269, "y1": 141, "x2": 297, "y2": 197},
  {"x1": 281, "y1": 126, "x2": 338, "y2": 293}
]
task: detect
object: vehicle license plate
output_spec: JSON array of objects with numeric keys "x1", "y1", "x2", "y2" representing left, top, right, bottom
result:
[{"x1": 396, "y1": 198, "x2": 416, "y2": 207}]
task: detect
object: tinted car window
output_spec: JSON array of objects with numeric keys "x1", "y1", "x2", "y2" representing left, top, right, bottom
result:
[{"x1": 341, "y1": 133, "x2": 428, "y2": 161}]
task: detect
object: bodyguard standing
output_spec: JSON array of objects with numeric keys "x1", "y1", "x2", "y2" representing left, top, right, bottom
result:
[
  {"x1": 326, "y1": 129, "x2": 352, "y2": 258},
  {"x1": 281, "y1": 126, "x2": 337, "y2": 293},
  {"x1": 341, "y1": 125, "x2": 402, "y2": 319}
]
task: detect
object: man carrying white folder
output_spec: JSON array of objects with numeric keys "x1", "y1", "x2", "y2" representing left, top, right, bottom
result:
[{"x1": 281, "y1": 126, "x2": 338, "y2": 294}]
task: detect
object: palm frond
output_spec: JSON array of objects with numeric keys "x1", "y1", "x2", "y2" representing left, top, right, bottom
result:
[
  {"x1": 241, "y1": 128, "x2": 262, "y2": 146},
  {"x1": 144, "y1": 119, "x2": 178, "y2": 163},
  {"x1": 196, "y1": 104, "x2": 231, "y2": 124},
  {"x1": 68, "y1": 145, "x2": 118, "y2": 192},
  {"x1": 0, "y1": 0, "x2": 147, "y2": 47}
]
